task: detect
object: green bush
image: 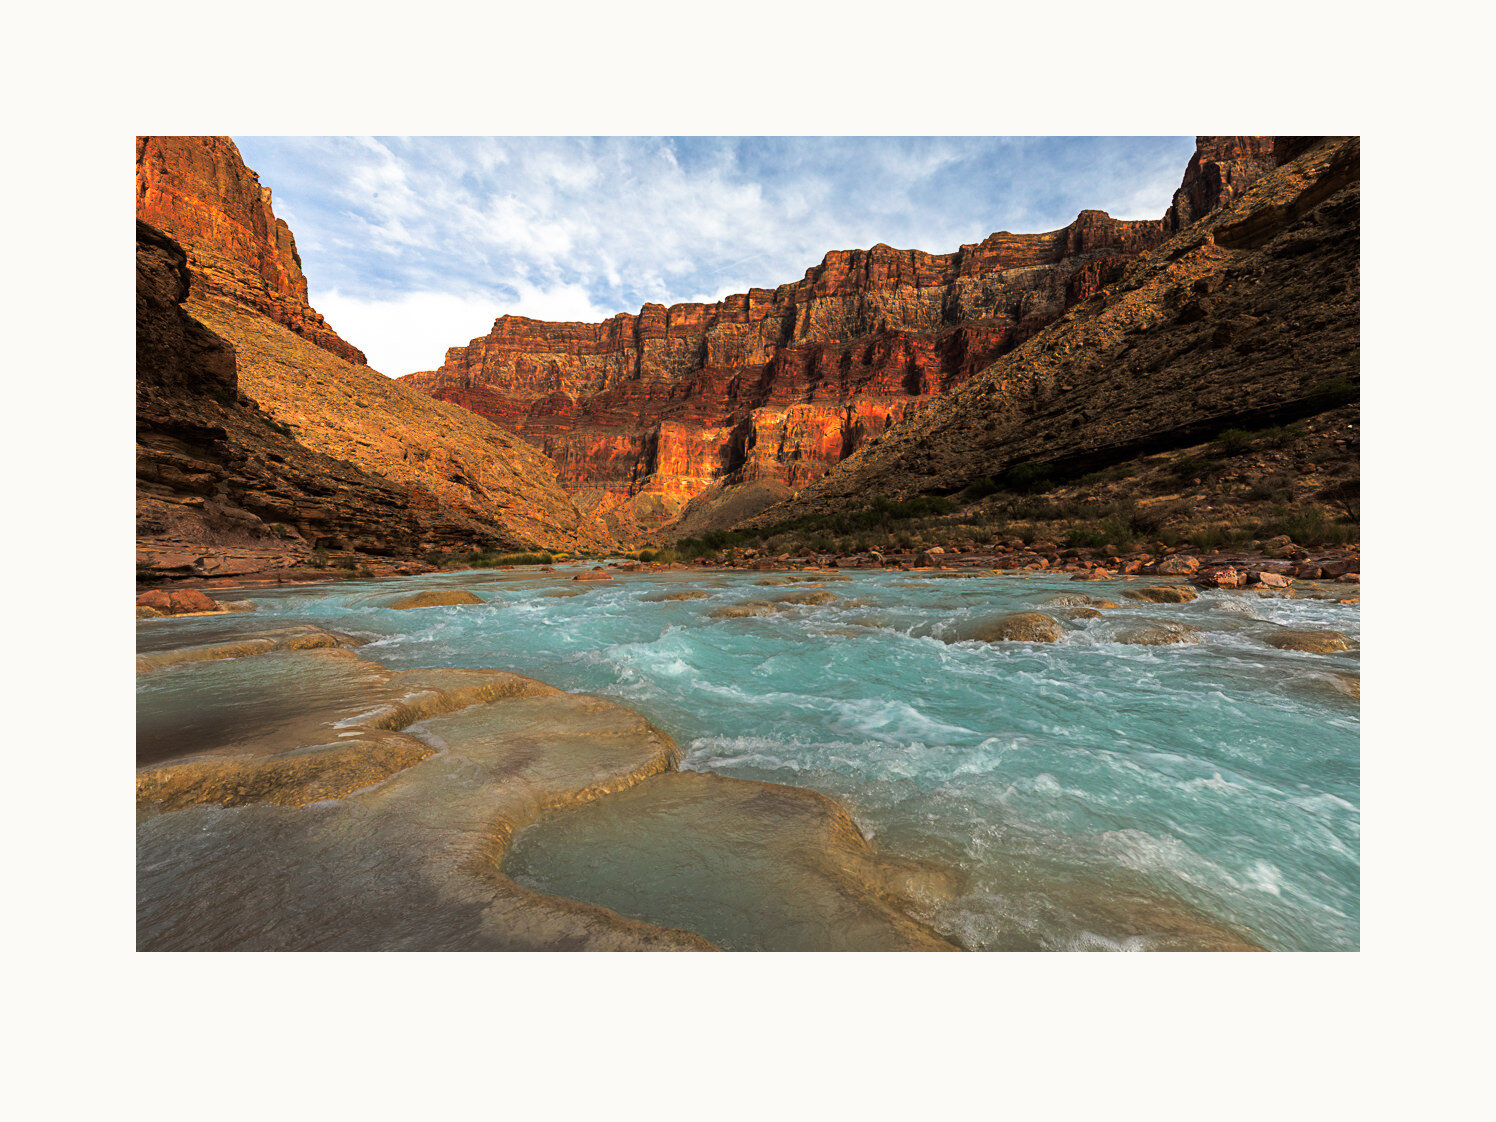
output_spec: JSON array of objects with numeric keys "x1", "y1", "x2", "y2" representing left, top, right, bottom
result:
[
  {"x1": 463, "y1": 550, "x2": 555, "y2": 568},
  {"x1": 1215, "y1": 428, "x2": 1254, "y2": 454}
]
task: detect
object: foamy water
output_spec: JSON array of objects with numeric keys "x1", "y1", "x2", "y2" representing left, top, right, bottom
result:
[{"x1": 138, "y1": 565, "x2": 1359, "y2": 950}]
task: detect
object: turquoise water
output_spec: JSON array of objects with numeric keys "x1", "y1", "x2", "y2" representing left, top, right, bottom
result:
[{"x1": 139, "y1": 566, "x2": 1359, "y2": 950}]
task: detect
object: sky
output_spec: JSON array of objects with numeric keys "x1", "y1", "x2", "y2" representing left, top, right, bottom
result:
[{"x1": 234, "y1": 136, "x2": 1197, "y2": 377}]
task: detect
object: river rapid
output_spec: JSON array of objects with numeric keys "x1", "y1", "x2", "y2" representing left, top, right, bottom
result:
[{"x1": 138, "y1": 564, "x2": 1359, "y2": 951}]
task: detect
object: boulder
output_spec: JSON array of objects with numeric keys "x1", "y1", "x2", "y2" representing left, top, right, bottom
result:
[
  {"x1": 574, "y1": 570, "x2": 613, "y2": 581},
  {"x1": 136, "y1": 588, "x2": 223, "y2": 615},
  {"x1": 1267, "y1": 630, "x2": 1352, "y2": 653},
  {"x1": 1194, "y1": 566, "x2": 1240, "y2": 589},
  {"x1": 1117, "y1": 623, "x2": 1200, "y2": 646},
  {"x1": 1124, "y1": 586, "x2": 1199, "y2": 604},
  {"x1": 1070, "y1": 568, "x2": 1114, "y2": 581},
  {"x1": 386, "y1": 590, "x2": 485, "y2": 610},
  {"x1": 950, "y1": 612, "x2": 1064, "y2": 644},
  {"x1": 1153, "y1": 555, "x2": 1201, "y2": 575}
]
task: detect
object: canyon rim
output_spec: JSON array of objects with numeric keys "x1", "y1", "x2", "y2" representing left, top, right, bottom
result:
[{"x1": 136, "y1": 135, "x2": 1359, "y2": 955}]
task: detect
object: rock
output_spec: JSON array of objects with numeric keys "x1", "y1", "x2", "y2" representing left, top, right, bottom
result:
[
  {"x1": 573, "y1": 570, "x2": 613, "y2": 581},
  {"x1": 915, "y1": 550, "x2": 944, "y2": 567},
  {"x1": 1254, "y1": 571, "x2": 1292, "y2": 588},
  {"x1": 1124, "y1": 586, "x2": 1199, "y2": 604},
  {"x1": 1153, "y1": 556, "x2": 1201, "y2": 575},
  {"x1": 136, "y1": 588, "x2": 223, "y2": 615},
  {"x1": 1064, "y1": 608, "x2": 1104, "y2": 620},
  {"x1": 1268, "y1": 630, "x2": 1352, "y2": 653},
  {"x1": 398, "y1": 205, "x2": 1183, "y2": 536},
  {"x1": 1070, "y1": 568, "x2": 1114, "y2": 580},
  {"x1": 137, "y1": 605, "x2": 165, "y2": 619},
  {"x1": 386, "y1": 590, "x2": 485, "y2": 610},
  {"x1": 1194, "y1": 566, "x2": 1241, "y2": 589},
  {"x1": 707, "y1": 601, "x2": 777, "y2": 619},
  {"x1": 137, "y1": 143, "x2": 613, "y2": 562},
  {"x1": 642, "y1": 589, "x2": 709, "y2": 602},
  {"x1": 730, "y1": 139, "x2": 1360, "y2": 540},
  {"x1": 1116, "y1": 623, "x2": 1199, "y2": 646},
  {"x1": 950, "y1": 612, "x2": 1064, "y2": 644},
  {"x1": 137, "y1": 137, "x2": 366, "y2": 364},
  {"x1": 771, "y1": 591, "x2": 838, "y2": 606}
]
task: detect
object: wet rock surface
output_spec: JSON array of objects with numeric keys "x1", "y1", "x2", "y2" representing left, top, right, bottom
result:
[
  {"x1": 137, "y1": 625, "x2": 958, "y2": 951},
  {"x1": 385, "y1": 589, "x2": 486, "y2": 610},
  {"x1": 1268, "y1": 629, "x2": 1352, "y2": 653},
  {"x1": 949, "y1": 611, "x2": 1064, "y2": 643}
]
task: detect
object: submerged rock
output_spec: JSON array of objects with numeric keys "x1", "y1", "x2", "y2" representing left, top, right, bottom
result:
[
  {"x1": 642, "y1": 589, "x2": 709, "y2": 602},
  {"x1": 1124, "y1": 586, "x2": 1199, "y2": 604},
  {"x1": 1116, "y1": 622, "x2": 1200, "y2": 646},
  {"x1": 708, "y1": 600, "x2": 777, "y2": 619},
  {"x1": 950, "y1": 612, "x2": 1064, "y2": 644},
  {"x1": 505, "y1": 770, "x2": 959, "y2": 952},
  {"x1": 1043, "y1": 594, "x2": 1121, "y2": 609},
  {"x1": 1063, "y1": 608, "x2": 1104, "y2": 620},
  {"x1": 137, "y1": 640, "x2": 957, "y2": 952},
  {"x1": 136, "y1": 625, "x2": 359, "y2": 675},
  {"x1": 771, "y1": 590, "x2": 838, "y2": 606},
  {"x1": 386, "y1": 589, "x2": 485, "y2": 610},
  {"x1": 1268, "y1": 630, "x2": 1352, "y2": 653}
]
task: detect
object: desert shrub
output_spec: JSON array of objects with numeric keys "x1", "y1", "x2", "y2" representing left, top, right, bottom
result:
[
  {"x1": 1254, "y1": 507, "x2": 1358, "y2": 545},
  {"x1": 465, "y1": 550, "x2": 555, "y2": 568},
  {"x1": 999, "y1": 462, "x2": 1054, "y2": 494},
  {"x1": 1215, "y1": 428, "x2": 1254, "y2": 454},
  {"x1": 1307, "y1": 375, "x2": 1356, "y2": 405}
]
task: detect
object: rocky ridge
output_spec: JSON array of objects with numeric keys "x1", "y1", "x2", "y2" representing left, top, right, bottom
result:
[
  {"x1": 137, "y1": 219, "x2": 425, "y2": 576},
  {"x1": 740, "y1": 137, "x2": 1359, "y2": 529},
  {"x1": 137, "y1": 139, "x2": 619, "y2": 572},
  {"x1": 137, "y1": 136, "x2": 367, "y2": 364},
  {"x1": 400, "y1": 137, "x2": 1297, "y2": 536}
]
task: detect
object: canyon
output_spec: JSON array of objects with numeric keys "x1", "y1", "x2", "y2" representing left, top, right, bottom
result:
[
  {"x1": 400, "y1": 137, "x2": 1305, "y2": 536},
  {"x1": 137, "y1": 138, "x2": 614, "y2": 576},
  {"x1": 746, "y1": 136, "x2": 1359, "y2": 528}
]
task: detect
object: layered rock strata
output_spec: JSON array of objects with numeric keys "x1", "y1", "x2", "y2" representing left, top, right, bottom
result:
[
  {"x1": 136, "y1": 220, "x2": 426, "y2": 574},
  {"x1": 741, "y1": 137, "x2": 1359, "y2": 528},
  {"x1": 137, "y1": 136, "x2": 366, "y2": 364},
  {"x1": 138, "y1": 149, "x2": 615, "y2": 566},
  {"x1": 401, "y1": 138, "x2": 1299, "y2": 533}
]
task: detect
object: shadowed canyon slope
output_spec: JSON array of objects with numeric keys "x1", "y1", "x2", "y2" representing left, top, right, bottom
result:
[
  {"x1": 741, "y1": 136, "x2": 1358, "y2": 528},
  {"x1": 137, "y1": 138, "x2": 615, "y2": 569},
  {"x1": 399, "y1": 137, "x2": 1298, "y2": 536}
]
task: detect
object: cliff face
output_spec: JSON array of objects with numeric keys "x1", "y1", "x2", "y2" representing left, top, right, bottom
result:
[
  {"x1": 136, "y1": 139, "x2": 618, "y2": 561},
  {"x1": 400, "y1": 137, "x2": 1296, "y2": 534},
  {"x1": 137, "y1": 136, "x2": 367, "y2": 365},
  {"x1": 740, "y1": 137, "x2": 1359, "y2": 528},
  {"x1": 137, "y1": 220, "x2": 422, "y2": 576}
]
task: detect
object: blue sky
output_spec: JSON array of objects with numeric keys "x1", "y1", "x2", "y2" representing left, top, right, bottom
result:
[{"x1": 234, "y1": 136, "x2": 1196, "y2": 376}]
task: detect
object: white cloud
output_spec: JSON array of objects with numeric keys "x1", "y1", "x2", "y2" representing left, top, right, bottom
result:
[
  {"x1": 315, "y1": 285, "x2": 612, "y2": 376},
  {"x1": 238, "y1": 136, "x2": 1199, "y2": 378}
]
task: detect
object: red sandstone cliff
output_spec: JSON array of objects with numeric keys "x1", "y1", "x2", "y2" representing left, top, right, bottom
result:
[
  {"x1": 401, "y1": 137, "x2": 1297, "y2": 535},
  {"x1": 136, "y1": 138, "x2": 618, "y2": 558},
  {"x1": 137, "y1": 136, "x2": 367, "y2": 365}
]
